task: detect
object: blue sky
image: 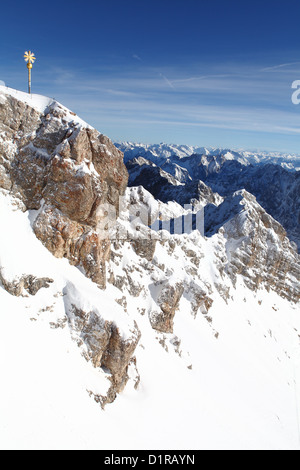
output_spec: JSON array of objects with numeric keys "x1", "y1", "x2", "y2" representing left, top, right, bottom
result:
[{"x1": 1, "y1": 0, "x2": 300, "y2": 153}]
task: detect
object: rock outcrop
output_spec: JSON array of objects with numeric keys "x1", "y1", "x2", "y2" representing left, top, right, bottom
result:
[
  {"x1": 124, "y1": 145, "x2": 300, "y2": 252},
  {"x1": 149, "y1": 281, "x2": 185, "y2": 333},
  {"x1": 0, "y1": 90, "x2": 128, "y2": 288},
  {"x1": 0, "y1": 87, "x2": 140, "y2": 406},
  {"x1": 0, "y1": 268, "x2": 53, "y2": 297},
  {"x1": 64, "y1": 283, "x2": 141, "y2": 405},
  {"x1": 205, "y1": 190, "x2": 300, "y2": 303}
]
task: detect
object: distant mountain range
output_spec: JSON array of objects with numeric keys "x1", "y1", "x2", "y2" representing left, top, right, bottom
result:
[
  {"x1": 116, "y1": 142, "x2": 300, "y2": 172},
  {"x1": 1, "y1": 87, "x2": 299, "y2": 450},
  {"x1": 117, "y1": 142, "x2": 300, "y2": 252}
]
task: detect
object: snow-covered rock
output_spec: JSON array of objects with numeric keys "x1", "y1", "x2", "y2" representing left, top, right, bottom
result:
[
  {"x1": 0, "y1": 85, "x2": 128, "y2": 288},
  {"x1": 116, "y1": 141, "x2": 300, "y2": 171},
  {"x1": 0, "y1": 89, "x2": 300, "y2": 450},
  {"x1": 124, "y1": 144, "x2": 300, "y2": 251}
]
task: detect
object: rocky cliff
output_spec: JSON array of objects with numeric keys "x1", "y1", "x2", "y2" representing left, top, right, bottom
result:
[
  {"x1": 0, "y1": 88, "x2": 128, "y2": 288},
  {"x1": 0, "y1": 87, "x2": 299, "y2": 426},
  {"x1": 0, "y1": 86, "x2": 135, "y2": 404}
]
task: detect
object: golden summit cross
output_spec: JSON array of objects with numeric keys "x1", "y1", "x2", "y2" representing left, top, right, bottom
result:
[{"x1": 24, "y1": 51, "x2": 36, "y2": 94}]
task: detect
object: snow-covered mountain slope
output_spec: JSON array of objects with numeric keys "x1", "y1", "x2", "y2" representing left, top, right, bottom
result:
[
  {"x1": 203, "y1": 163, "x2": 300, "y2": 253},
  {"x1": 126, "y1": 157, "x2": 223, "y2": 208},
  {"x1": 0, "y1": 87, "x2": 300, "y2": 450},
  {"x1": 126, "y1": 153, "x2": 300, "y2": 252},
  {"x1": 1, "y1": 186, "x2": 300, "y2": 450}
]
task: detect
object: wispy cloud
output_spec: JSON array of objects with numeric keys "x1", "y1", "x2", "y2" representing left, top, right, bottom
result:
[
  {"x1": 132, "y1": 54, "x2": 142, "y2": 62},
  {"x1": 160, "y1": 73, "x2": 176, "y2": 90},
  {"x1": 261, "y1": 61, "x2": 300, "y2": 72},
  {"x1": 3, "y1": 57, "x2": 300, "y2": 150},
  {"x1": 172, "y1": 73, "x2": 240, "y2": 84}
]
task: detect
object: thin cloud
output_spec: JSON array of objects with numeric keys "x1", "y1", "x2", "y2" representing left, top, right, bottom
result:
[
  {"x1": 59, "y1": 89, "x2": 300, "y2": 137},
  {"x1": 132, "y1": 54, "x2": 142, "y2": 61},
  {"x1": 172, "y1": 73, "x2": 241, "y2": 84},
  {"x1": 261, "y1": 61, "x2": 300, "y2": 72},
  {"x1": 13, "y1": 59, "x2": 300, "y2": 148},
  {"x1": 160, "y1": 73, "x2": 176, "y2": 90}
]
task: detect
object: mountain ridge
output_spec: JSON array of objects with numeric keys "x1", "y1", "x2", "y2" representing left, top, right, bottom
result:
[
  {"x1": 0, "y1": 87, "x2": 299, "y2": 450},
  {"x1": 116, "y1": 141, "x2": 300, "y2": 172},
  {"x1": 125, "y1": 147, "x2": 300, "y2": 252}
]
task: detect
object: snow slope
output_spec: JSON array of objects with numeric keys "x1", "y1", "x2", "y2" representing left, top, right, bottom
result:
[
  {"x1": 126, "y1": 152, "x2": 300, "y2": 252},
  {"x1": 0, "y1": 189, "x2": 300, "y2": 450},
  {"x1": 0, "y1": 86, "x2": 299, "y2": 451}
]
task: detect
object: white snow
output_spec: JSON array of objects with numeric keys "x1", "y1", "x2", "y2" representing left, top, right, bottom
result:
[
  {"x1": 0, "y1": 189, "x2": 299, "y2": 450},
  {"x1": 0, "y1": 85, "x2": 91, "y2": 129},
  {"x1": 117, "y1": 142, "x2": 300, "y2": 171}
]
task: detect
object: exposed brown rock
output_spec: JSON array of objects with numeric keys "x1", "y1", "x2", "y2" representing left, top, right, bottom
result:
[
  {"x1": 149, "y1": 282, "x2": 184, "y2": 333},
  {"x1": 0, "y1": 93, "x2": 128, "y2": 289},
  {"x1": 222, "y1": 191, "x2": 300, "y2": 303},
  {"x1": 186, "y1": 281, "x2": 213, "y2": 318},
  {"x1": 0, "y1": 269, "x2": 53, "y2": 297},
  {"x1": 68, "y1": 305, "x2": 112, "y2": 367},
  {"x1": 33, "y1": 206, "x2": 110, "y2": 288},
  {"x1": 66, "y1": 300, "x2": 141, "y2": 403},
  {"x1": 131, "y1": 239, "x2": 157, "y2": 261},
  {"x1": 101, "y1": 322, "x2": 141, "y2": 393}
]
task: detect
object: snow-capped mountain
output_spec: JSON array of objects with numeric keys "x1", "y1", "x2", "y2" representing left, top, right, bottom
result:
[
  {"x1": 0, "y1": 86, "x2": 300, "y2": 450},
  {"x1": 125, "y1": 152, "x2": 300, "y2": 252},
  {"x1": 116, "y1": 142, "x2": 300, "y2": 171}
]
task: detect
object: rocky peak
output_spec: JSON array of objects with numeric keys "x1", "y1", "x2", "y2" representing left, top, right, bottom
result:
[
  {"x1": 126, "y1": 157, "x2": 223, "y2": 207},
  {"x1": 0, "y1": 87, "x2": 128, "y2": 288},
  {"x1": 123, "y1": 143, "x2": 300, "y2": 252},
  {"x1": 205, "y1": 190, "x2": 300, "y2": 303},
  {"x1": 0, "y1": 87, "x2": 140, "y2": 406}
]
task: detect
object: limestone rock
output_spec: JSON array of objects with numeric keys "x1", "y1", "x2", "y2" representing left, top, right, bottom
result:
[
  {"x1": 64, "y1": 286, "x2": 141, "y2": 401},
  {"x1": 67, "y1": 304, "x2": 112, "y2": 368},
  {"x1": 0, "y1": 269, "x2": 53, "y2": 297},
  {"x1": 101, "y1": 322, "x2": 141, "y2": 393},
  {"x1": 131, "y1": 239, "x2": 157, "y2": 261},
  {"x1": 149, "y1": 281, "x2": 184, "y2": 333},
  {"x1": 33, "y1": 206, "x2": 110, "y2": 288},
  {"x1": 207, "y1": 190, "x2": 300, "y2": 303},
  {"x1": 185, "y1": 281, "x2": 213, "y2": 317},
  {"x1": 0, "y1": 91, "x2": 128, "y2": 289}
]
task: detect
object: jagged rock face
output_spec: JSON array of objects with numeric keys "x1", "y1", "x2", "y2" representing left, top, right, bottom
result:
[
  {"x1": 64, "y1": 285, "x2": 141, "y2": 404},
  {"x1": 126, "y1": 157, "x2": 223, "y2": 207},
  {"x1": 0, "y1": 268, "x2": 53, "y2": 297},
  {"x1": 206, "y1": 191, "x2": 300, "y2": 303},
  {"x1": 131, "y1": 239, "x2": 157, "y2": 261},
  {"x1": 149, "y1": 282, "x2": 185, "y2": 333},
  {"x1": 33, "y1": 206, "x2": 111, "y2": 287},
  {"x1": 124, "y1": 146, "x2": 300, "y2": 252},
  {"x1": 203, "y1": 163, "x2": 300, "y2": 253},
  {"x1": 186, "y1": 281, "x2": 214, "y2": 317},
  {"x1": 101, "y1": 322, "x2": 141, "y2": 393},
  {"x1": 69, "y1": 305, "x2": 112, "y2": 368},
  {"x1": 0, "y1": 93, "x2": 128, "y2": 288}
]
